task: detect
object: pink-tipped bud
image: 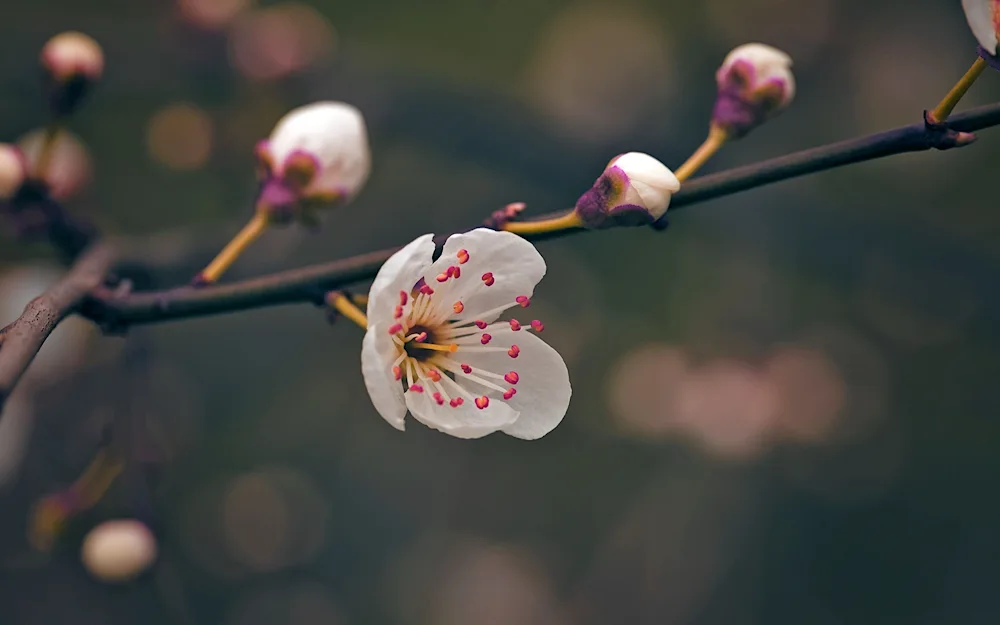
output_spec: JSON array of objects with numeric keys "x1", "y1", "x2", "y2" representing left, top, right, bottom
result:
[
  {"x1": 81, "y1": 519, "x2": 158, "y2": 583},
  {"x1": 40, "y1": 32, "x2": 104, "y2": 116},
  {"x1": 0, "y1": 144, "x2": 27, "y2": 200},
  {"x1": 712, "y1": 43, "x2": 795, "y2": 139},
  {"x1": 254, "y1": 101, "x2": 371, "y2": 224},
  {"x1": 574, "y1": 152, "x2": 680, "y2": 229}
]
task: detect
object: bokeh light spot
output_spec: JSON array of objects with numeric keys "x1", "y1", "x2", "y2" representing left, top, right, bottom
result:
[
  {"x1": 222, "y1": 467, "x2": 328, "y2": 573},
  {"x1": 608, "y1": 344, "x2": 689, "y2": 438},
  {"x1": 675, "y1": 359, "x2": 779, "y2": 460},
  {"x1": 178, "y1": 0, "x2": 253, "y2": 30},
  {"x1": 228, "y1": 3, "x2": 336, "y2": 81},
  {"x1": 523, "y1": 4, "x2": 675, "y2": 142},
  {"x1": 766, "y1": 345, "x2": 846, "y2": 443},
  {"x1": 147, "y1": 103, "x2": 214, "y2": 171}
]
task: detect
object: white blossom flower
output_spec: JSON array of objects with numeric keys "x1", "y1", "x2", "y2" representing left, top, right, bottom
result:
[
  {"x1": 713, "y1": 43, "x2": 795, "y2": 138},
  {"x1": 361, "y1": 229, "x2": 572, "y2": 439},
  {"x1": 962, "y1": 0, "x2": 1000, "y2": 55},
  {"x1": 81, "y1": 519, "x2": 158, "y2": 582},
  {"x1": 575, "y1": 152, "x2": 679, "y2": 228},
  {"x1": 0, "y1": 144, "x2": 27, "y2": 200},
  {"x1": 255, "y1": 101, "x2": 371, "y2": 221}
]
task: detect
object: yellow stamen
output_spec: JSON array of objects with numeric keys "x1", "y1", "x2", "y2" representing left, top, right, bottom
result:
[
  {"x1": 674, "y1": 124, "x2": 729, "y2": 182},
  {"x1": 407, "y1": 342, "x2": 459, "y2": 353},
  {"x1": 352, "y1": 293, "x2": 369, "y2": 307},
  {"x1": 194, "y1": 211, "x2": 270, "y2": 285},
  {"x1": 502, "y1": 210, "x2": 583, "y2": 236},
  {"x1": 327, "y1": 291, "x2": 368, "y2": 328},
  {"x1": 927, "y1": 57, "x2": 988, "y2": 124}
]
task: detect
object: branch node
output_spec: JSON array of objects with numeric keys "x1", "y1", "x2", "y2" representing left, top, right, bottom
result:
[
  {"x1": 484, "y1": 202, "x2": 526, "y2": 229},
  {"x1": 923, "y1": 110, "x2": 978, "y2": 150}
]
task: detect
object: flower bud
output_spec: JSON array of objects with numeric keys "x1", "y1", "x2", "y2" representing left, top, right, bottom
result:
[
  {"x1": 962, "y1": 0, "x2": 1000, "y2": 56},
  {"x1": 0, "y1": 144, "x2": 27, "y2": 200},
  {"x1": 713, "y1": 43, "x2": 795, "y2": 139},
  {"x1": 40, "y1": 32, "x2": 104, "y2": 116},
  {"x1": 255, "y1": 101, "x2": 371, "y2": 223},
  {"x1": 574, "y1": 152, "x2": 680, "y2": 228},
  {"x1": 81, "y1": 519, "x2": 158, "y2": 583},
  {"x1": 18, "y1": 129, "x2": 92, "y2": 200}
]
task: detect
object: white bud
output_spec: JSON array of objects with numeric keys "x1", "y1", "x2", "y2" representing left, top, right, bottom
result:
[
  {"x1": 41, "y1": 31, "x2": 104, "y2": 82},
  {"x1": 0, "y1": 144, "x2": 27, "y2": 200},
  {"x1": 263, "y1": 101, "x2": 371, "y2": 202},
  {"x1": 962, "y1": 0, "x2": 1000, "y2": 55},
  {"x1": 607, "y1": 152, "x2": 680, "y2": 219},
  {"x1": 714, "y1": 43, "x2": 795, "y2": 138},
  {"x1": 81, "y1": 519, "x2": 158, "y2": 583},
  {"x1": 575, "y1": 152, "x2": 679, "y2": 228}
]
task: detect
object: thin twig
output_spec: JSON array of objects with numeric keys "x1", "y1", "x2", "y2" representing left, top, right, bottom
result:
[
  {"x1": 81, "y1": 101, "x2": 1000, "y2": 326},
  {"x1": 0, "y1": 243, "x2": 113, "y2": 414}
]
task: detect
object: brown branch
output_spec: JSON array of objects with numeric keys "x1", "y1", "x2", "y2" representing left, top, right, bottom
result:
[
  {"x1": 0, "y1": 243, "x2": 113, "y2": 414},
  {"x1": 80, "y1": 101, "x2": 1000, "y2": 327}
]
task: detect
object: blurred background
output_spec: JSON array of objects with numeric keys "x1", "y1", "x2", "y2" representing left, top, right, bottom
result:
[{"x1": 1, "y1": 0, "x2": 1000, "y2": 623}]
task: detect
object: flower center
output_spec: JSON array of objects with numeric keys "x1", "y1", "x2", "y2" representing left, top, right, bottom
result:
[
  {"x1": 402, "y1": 324, "x2": 438, "y2": 361},
  {"x1": 385, "y1": 248, "x2": 545, "y2": 410}
]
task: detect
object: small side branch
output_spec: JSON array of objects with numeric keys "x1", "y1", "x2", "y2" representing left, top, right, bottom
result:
[{"x1": 0, "y1": 243, "x2": 113, "y2": 414}]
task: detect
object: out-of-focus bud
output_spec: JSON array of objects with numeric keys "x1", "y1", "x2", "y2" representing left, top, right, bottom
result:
[
  {"x1": 0, "y1": 144, "x2": 27, "y2": 200},
  {"x1": 712, "y1": 43, "x2": 795, "y2": 139},
  {"x1": 254, "y1": 101, "x2": 370, "y2": 224},
  {"x1": 18, "y1": 129, "x2": 92, "y2": 200},
  {"x1": 81, "y1": 519, "x2": 158, "y2": 583},
  {"x1": 574, "y1": 152, "x2": 680, "y2": 228},
  {"x1": 40, "y1": 32, "x2": 104, "y2": 117},
  {"x1": 962, "y1": 0, "x2": 1000, "y2": 56}
]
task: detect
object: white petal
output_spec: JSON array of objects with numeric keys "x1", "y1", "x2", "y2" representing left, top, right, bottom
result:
[
  {"x1": 431, "y1": 229, "x2": 546, "y2": 323},
  {"x1": 629, "y1": 179, "x2": 670, "y2": 218},
  {"x1": 721, "y1": 43, "x2": 792, "y2": 81},
  {"x1": 609, "y1": 153, "x2": 679, "y2": 219},
  {"x1": 404, "y1": 388, "x2": 518, "y2": 439},
  {"x1": 367, "y1": 234, "x2": 436, "y2": 327},
  {"x1": 361, "y1": 321, "x2": 407, "y2": 430},
  {"x1": 268, "y1": 101, "x2": 372, "y2": 198},
  {"x1": 963, "y1": 0, "x2": 999, "y2": 54},
  {"x1": 455, "y1": 328, "x2": 571, "y2": 440}
]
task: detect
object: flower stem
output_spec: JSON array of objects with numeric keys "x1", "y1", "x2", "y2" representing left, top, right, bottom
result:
[
  {"x1": 29, "y1": 449, "x2": 124, "y2": 551},
  {"x1": 193, "y1": 212, "x2": 270, "y2": 286},
  {"x1": 32, "y1": 122, "x2": 63, "y2": 182},
  {"x1": 502, "y1": 210, "x2": 583, "y2": 235},
  {"x1": 70, "y1": 449, "x2": 124, "y2": 509},
  {"x1": 674, "y1": 125, "x2": 729, "y2": 182},
  {"x1": 327, "y1": 291, "x2": 368, "y2": 328},
  {"x1": 927, "y1": 57, "x2": 987, "y2": 124}
]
